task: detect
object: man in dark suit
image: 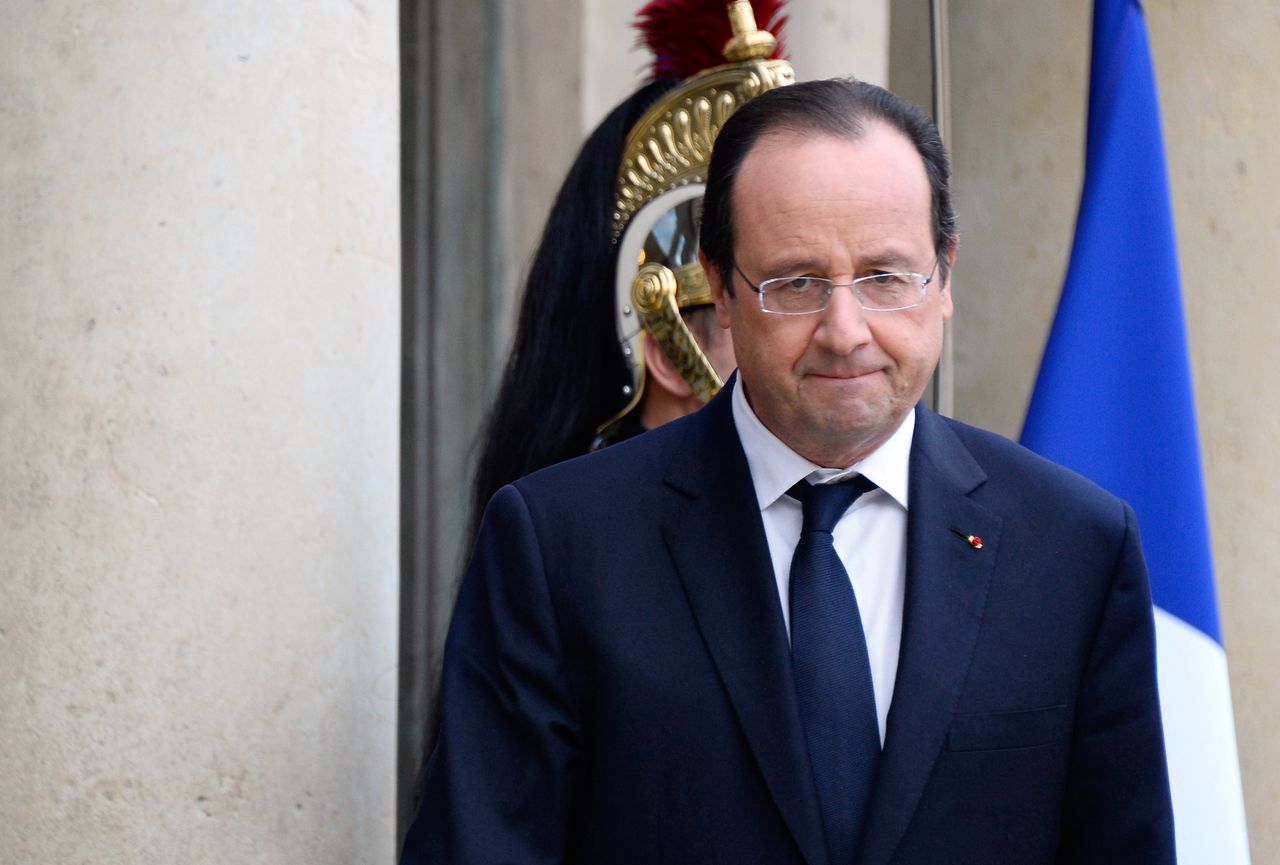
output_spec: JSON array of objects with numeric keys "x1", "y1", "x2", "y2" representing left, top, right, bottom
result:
[{"x1": 400, "y1": 78, "x2": 1175, "y2": 864}]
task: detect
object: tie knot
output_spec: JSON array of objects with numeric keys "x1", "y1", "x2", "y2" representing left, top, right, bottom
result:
[{"x1": 789, "y1": 475, "x2": 877, "y2": 534}]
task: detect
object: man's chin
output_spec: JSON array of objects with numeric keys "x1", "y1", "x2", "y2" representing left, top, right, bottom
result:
[
  {"x1": 808, "y1": 391, "x2": 894, "y2": 429},
  {"x1": 781, "y1": 405, "x2": 898, "y2": 465}
]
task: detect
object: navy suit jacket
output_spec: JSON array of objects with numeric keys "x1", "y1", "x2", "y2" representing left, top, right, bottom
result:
[{"x1": 402, "y1": 385, "x2": 1175, "y2": 864}]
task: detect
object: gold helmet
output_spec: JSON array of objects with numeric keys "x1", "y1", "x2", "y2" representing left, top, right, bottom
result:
[
  {"x1": 596, "y1": 0, "x2": 793, "y2": 444},
  {"x1": 470, "y1": 1, "x2": 794, "y2": 540}
]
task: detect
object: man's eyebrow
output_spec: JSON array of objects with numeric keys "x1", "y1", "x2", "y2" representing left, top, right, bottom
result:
[
  {"x1": 760, "y1": 258, "x2": 825, "y2": 275},
  {"x1": 758, "y1": 250, "x2": 923, "y2": 275},
  {"x1": 858, "y1": 250, "x2": 916, "y2": 269}
]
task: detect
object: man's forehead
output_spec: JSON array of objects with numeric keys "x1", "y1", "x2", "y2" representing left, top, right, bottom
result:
[
  {"x1": 736, "y1": 128, "x2": 928, "y2": 217},
  {"x1": 731, "y1": 124, "x2": 935, "y2": 258}
]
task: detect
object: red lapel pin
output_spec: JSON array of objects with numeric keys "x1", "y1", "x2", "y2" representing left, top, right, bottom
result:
[{"x1": 950, "y1": 528, "x2": 984, "y2": 549}]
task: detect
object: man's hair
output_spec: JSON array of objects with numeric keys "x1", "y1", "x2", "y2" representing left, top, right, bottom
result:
[{"x1": 699, "y1": 77, "x2": 958, "y2": 293}]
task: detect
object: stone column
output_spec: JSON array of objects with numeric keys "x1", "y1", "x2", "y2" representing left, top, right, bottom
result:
[{"x1": 0, "y1": 3, "x2": 400, "y2": 863}]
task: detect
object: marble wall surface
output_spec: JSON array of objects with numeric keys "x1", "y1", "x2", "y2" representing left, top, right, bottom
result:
[{"x1": 0, "y1": 3, "x2": 400, "y2": 862}]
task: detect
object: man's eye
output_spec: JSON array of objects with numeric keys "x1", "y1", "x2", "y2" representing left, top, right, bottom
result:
[
  {"x1": 865, "y1": 271, "x2": 900, "y2": 285},
  {"x1": 780, "y1": 276, "x2": 819, "y2": 291}
]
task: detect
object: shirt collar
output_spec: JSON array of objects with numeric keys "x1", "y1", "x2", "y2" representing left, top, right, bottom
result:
[{"x1": 731, "y1": 374, "x2": 914, "y2": 511}]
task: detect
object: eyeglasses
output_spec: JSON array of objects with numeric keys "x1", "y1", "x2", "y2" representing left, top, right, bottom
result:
[{"x1": 734, "y1": 260, "x2": 939, "y2": 315}]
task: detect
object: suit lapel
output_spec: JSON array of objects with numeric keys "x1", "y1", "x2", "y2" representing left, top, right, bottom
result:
[
  {"x1": 858, "y1": 407, "x2": 1003, "y2": 865},
  {"x1": 659, "y1": 385, "x2": 829, "y2": 865}
]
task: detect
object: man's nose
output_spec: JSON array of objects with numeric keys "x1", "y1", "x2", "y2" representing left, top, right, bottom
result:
[{"x1": 813, "y1": 284, "x2": 873, "y2": 354}]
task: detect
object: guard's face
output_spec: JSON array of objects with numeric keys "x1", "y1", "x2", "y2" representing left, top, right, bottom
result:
[{"x1": 709, "y1": 125, "x2": 953, "y2": 468}]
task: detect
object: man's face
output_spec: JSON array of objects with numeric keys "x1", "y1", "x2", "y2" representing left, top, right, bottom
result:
[{"x1": 708, "y1": 124, "x2": 954, "y2": 468}]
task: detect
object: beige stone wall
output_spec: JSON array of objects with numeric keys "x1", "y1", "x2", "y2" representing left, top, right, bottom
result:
[
  {"x1": 945, "y1": 0, "x2": 1278, "y2": 858},
  {"x1": 1151, "y1": 4, "x2": 1280, "y2": 855},
  {"x1": 787, "y1": 0, "x2": 889, "y2": 86},
  {"x1": 946, "y1": 1, "x2": 1089, "y2": 436},
  {"x1": 0, "y1": 3, "x2": 400, "y2": 863}
]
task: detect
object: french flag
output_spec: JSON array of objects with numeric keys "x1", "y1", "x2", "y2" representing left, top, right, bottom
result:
[{"x1": 1019, "y1": 0, "x2": 1250, "y2": 861}]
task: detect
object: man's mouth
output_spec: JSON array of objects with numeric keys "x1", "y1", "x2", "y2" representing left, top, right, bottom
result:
[{"x1": 808, "y1": 369, "x2": 879, "y2": 380}]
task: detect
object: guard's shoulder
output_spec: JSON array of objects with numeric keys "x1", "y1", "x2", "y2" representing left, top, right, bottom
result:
[{"x1": 510, "y1": 407, "x2": 698, "y2": 507}]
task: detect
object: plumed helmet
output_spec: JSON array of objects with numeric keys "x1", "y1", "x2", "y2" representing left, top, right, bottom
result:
[
  {"x1": 469, "y1": 1, "x2": 792, "y2": 543},
  {"x1": 599, "y1": 0, "x2": 794, "y2": 443}
]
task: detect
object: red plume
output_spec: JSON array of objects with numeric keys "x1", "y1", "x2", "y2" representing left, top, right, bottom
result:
[{"x1": 633, "y1": 0, "x2": 788, "y2": 81}]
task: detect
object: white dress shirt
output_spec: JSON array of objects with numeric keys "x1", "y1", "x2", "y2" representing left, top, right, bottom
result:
[{"x1": 731, "y1": 377, "x2": 911, "y2": 744}]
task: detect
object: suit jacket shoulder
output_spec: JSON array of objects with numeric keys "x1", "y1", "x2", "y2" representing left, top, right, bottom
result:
[{"x1": 921, "y1": 407, "x2": 1133, "y2": 535}]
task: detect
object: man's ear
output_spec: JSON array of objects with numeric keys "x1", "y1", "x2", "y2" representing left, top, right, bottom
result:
[
  {"x1": 940, "y1": 236, "x2": 959, "y2": 320},
  {"x1": 701, "y1": 251, "x2": 733, "y2": 330},
  {"x1": 642, "y1": 331, "x2": 693, "y2": 399}
]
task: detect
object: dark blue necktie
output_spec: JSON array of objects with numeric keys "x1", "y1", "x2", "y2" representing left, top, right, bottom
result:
[{"x1": 788, "y1": 475, "x2": 881, "y2": 865}]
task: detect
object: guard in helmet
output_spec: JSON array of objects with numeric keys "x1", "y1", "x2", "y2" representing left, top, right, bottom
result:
[{"x1": 466, "y1": 0, "x2": 793, "y2": 545}]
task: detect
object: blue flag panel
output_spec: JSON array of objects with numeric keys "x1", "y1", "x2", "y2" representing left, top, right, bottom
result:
[{"x1": 1020, "y1": 0, "x2": 1220, "y2": 642}]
